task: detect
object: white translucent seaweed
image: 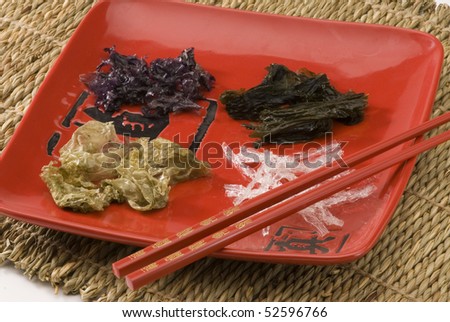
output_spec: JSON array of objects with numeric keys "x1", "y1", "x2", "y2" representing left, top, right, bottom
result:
[{"x1": 222, "y1": 143, "x2": 376, "y2": 236}]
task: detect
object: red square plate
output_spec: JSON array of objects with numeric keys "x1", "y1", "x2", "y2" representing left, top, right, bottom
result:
[{"x1": 0, "y1": 0, "x2": 443, "y2": 264}]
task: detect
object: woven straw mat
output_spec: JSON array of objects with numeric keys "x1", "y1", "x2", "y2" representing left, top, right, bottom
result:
[{"x1": 0, "y1": 0, "x2": 449, "y2": 302}]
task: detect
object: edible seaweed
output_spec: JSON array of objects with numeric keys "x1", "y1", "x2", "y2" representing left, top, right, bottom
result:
[
  {"x1": 80, "y1": 46, "x2": 215, "y2": 118},
  {"x1": 219, "y1": 64, "x2": 367, "y2": 145}
]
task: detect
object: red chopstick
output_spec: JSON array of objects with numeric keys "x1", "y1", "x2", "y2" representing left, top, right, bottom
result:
[
  {"x1": 125, "y1": 121, "x2": 450, "y2": 290},
  {"x1": 112, "y1": 112, "x2": 450, "y2": 278}
]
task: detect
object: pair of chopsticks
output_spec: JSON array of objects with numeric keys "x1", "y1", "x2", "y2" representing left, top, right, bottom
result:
[{"x1": 113, "y1": 112, "x2": 450, "y2": 290}]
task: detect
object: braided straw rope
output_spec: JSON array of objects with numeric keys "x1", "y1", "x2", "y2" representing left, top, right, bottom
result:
[{"x1": 1, "y1": 0, "x2": 449, "y2": 301}]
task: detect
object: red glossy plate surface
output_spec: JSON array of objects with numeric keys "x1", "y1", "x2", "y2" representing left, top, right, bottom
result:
[{"x1": 0, "y1": 0, "x2": 443, "y2": 264}]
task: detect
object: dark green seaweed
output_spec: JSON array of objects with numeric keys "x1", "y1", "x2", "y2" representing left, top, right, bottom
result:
[{"x1": 219, "y1": 64, "x2": 367, "y2": 145}]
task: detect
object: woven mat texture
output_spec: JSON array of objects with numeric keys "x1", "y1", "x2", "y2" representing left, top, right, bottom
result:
[{"x1": 1, "y1": 0, "x2": 449, "y2": 302}]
